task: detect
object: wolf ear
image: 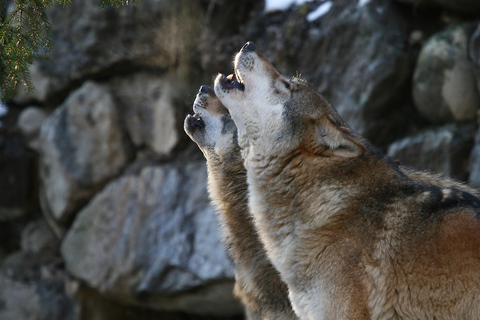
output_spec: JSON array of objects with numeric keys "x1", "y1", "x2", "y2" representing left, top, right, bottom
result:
[{"x1": 314, "y1": 119, "x2": 366, "y2": 158}]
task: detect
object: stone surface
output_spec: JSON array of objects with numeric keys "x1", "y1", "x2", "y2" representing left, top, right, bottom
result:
[
  {"x1": 108, "y1": 74, "x2": 179, "y2": 156},
  {"x1": 470, "y1": 23, "x2": 480, "y2": 95},
  {"x1": 13, "y1": 0, "x2": 204, "y2": 105},
  {"x1": 0, "y1": 131, "x2": 37, "y2": 221},
  {"x1": 0, "y1": 219, "x2": 24, "y2": 261},
  {"x1": 0, "y1": 272, "x2": 76, "y2": 320},
  {"x1": 61, "y1": 162, "x2": 240, "y2": 316},
  {"x1": 469, "y1": 127, "x2": 480, "y2": 188},
  {"x1": 296, "y1": 0, "x2": 420, "y2": 148},
  {"x1": 68, "y1": 283, "x2": 244, "y2": 320},
  {"x1": 0, "y1": 217, "x2": 75, "y2": 320},
  {"x1": 395, "y1": 0, "x2": 480, "y2": 15},
  {"x1": 387, "y1": 123, "x2": 476, "y2": 181},
  {"x1": 413, "y1": 24, "x2": 480, "y2": 124},
  {"x1": 21, "y1": 219, "x2": 59, "y2": 256},
  {"x1": 39, "y1": 81, "x2": 132, "y2": 232},
  {"x1": 14, "y1": 63, "x2": 57, "y2": 106},
  {"x1": 17, "y1": 106, "x2": 48, "y2": 151}
]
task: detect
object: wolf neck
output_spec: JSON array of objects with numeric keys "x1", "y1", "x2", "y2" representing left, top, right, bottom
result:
[
  {"x1": 234, "y1": 115, "x2": 262, "y2": 153},
  {"x1": 244, "y1": 147, "x2": 393, "y2": 273},
  {"x1": 205, "y1": 152, "x2": 258, "y2": 267}
]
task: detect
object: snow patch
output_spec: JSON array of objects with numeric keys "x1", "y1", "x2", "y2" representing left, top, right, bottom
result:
[
  {"x1": 306, "y1": 1, "x2": 333, "y2": 22},
  {"x1": 264, "y1": 0, "x2": 313, "y2": 12},
  {"x1": 264, "y1": 0, "x2": 333, "y2": 22},
  {"x1": 357, "y1": 0, "x2": 370, "y2": 8}
]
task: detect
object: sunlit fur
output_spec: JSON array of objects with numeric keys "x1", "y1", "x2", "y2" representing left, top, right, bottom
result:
[
  {"x1": 214, "y1": 43, "x2": 480, "y2": 320},
  {"x1": 184, "y1": 87, "x2": 298, "y2": 320}
]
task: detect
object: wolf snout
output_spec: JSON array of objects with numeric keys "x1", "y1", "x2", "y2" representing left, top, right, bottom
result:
[
  {"x1": 185, "y1": 114, "x2": 205, "y2": 131},
  {"x1": 199, "y1": 85, "x2": 214, "y2": 95},
  {"x1": 218, "y1": 73, "x2": 245, "y2": 92},
  {"x1": 242, "y1": 41, "x2": 256, "y2": 52}
]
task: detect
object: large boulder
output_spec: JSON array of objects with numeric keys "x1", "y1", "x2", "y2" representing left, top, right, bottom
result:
[
  {"x1": 0, "y1": 269, "x2": 75, "y2": 320},
  {"x1": 387, "y1": 123, "x2": 476, "y2": 181},
  {"x1": 61, "y1": 162, "x2": 240, "y2": 316},
  {"x1": 296, "y1": 0, "x2": 419, "y2": 148},
  {"x1": 14, "y1": 0, "x2": 205, "y2": 105},
  {"x1": 107, "y1": 73, "x2": 180, "y2": 157},
  {"x1": 413, "y1": 24, "x2": 479, "y2": 124},
  {"x1": 0, "y1": 218, "x2": 76, "y2": 320},
  {"x1": 39, "y1": 81, "x2": 132, "y2": 234},
  {"x1": 17, "y1": 106, "x2": 48, "y2": 151}
]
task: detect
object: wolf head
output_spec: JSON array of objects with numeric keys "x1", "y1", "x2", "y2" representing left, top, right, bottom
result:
[
  {"x1": 214, "y1": 42, "x2": 366, "y2": 159},
  {"x1": 184, "y1": 85, "x2": 238, "y2": 158}
]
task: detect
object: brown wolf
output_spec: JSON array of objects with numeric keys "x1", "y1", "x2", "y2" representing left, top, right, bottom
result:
[
  {"x1": 214, "y1": 42, "x2": 480, "y2": 320},
  {"x1": 184, "y1": 86, "x2": 298, "y2": 320}
]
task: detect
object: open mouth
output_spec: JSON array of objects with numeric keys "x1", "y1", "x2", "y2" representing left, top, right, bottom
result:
[
  {"x1": 219, "y1": 73, "x2": 245, "y2": 92},
  {"x1": 186, "y1": 113, "x2": 205, "y2": 130}
]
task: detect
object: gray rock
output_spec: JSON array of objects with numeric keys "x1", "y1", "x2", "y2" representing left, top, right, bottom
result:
[
  {"x1": 39, "y1": 81, "x2": 132, "y2": 233},
  {"x1": 21, "y1": 219, "x2": 59, "y2": 256},
  {"x1": 17, "y1": 106, "x2": 48, "y2": 151},
  {"x1": 0, "y1": 272, "x2": 76, "y2": 320},
  {"x1": 0, "y1": 219, "x2": 74, "y2": 320},
  {"x1": 469, "y1": 127, "x2": 480, "y2": 188},
  {"x1": 61, "y1": 162, "x2": 240, "y2": 316},
  {"x1": 413, "y1": 24, "x2": 480, "y2": 124},
  {"x1": 470, "y1": 23, "x2": 480, "y2": 95},
  {"x1": 395, "y1": 0, "x2": 480, "y2": 15},
  {"x1": 14, "y1": 63, "x2": 56, "y2": 106},
  {"x1": 108, "y1": 74, "x2": 179, "y2": 157},
  {"x1": 297, "y1": 0, "x2": 416, "y2": 148},
  {"x1": 0, "y1": 132, "x2": 36, "y2": 221},
  {"x1": 13, "y1": 0, "x2": 204, "y2": 105},
  {"x1": 387, "y1": 123, "x2": 476, "y2": 180}
]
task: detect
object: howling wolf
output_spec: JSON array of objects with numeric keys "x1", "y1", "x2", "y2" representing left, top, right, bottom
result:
[
  {"x1": 184, "y1": 85, "x2": 298, "y2": 320},
  {"x1": 214, "y1": 42, "x2": 480, "y2": 320}
]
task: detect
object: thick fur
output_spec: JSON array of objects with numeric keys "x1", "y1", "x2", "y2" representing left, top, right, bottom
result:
[
  {"x1": 184, "y1": 86, "x2": 298, "y2": 320},
  {"x1": 214, "y1": 42, "x2": 480, "y2": 320},
  {"x1": 400, "y1": 166, "x2": 480, "y2": 197}
]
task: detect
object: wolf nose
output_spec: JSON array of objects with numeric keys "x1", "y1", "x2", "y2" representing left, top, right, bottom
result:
[
  {"x1": 199, "y1": 85, "x2": 214, "y2": 95},
  {"x1": 242, "y1": 42, "x2": 256, "y2": 52}
]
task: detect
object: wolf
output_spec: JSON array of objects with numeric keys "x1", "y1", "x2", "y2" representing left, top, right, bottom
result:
[
  {"x1": 184, "y1": 85, "x2": 298, "y2": 320},
  {"x1": 214, "y1": 42, "x2": 480, "y2": 320}
]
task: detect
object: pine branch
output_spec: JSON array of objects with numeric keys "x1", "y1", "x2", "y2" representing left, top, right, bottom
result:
[
  {"x1": 100, "y1": 0, "x2": 138, "y2": 9},
  {"x1": 0, "y1": 0, "x2": 137, "y2": 102}
]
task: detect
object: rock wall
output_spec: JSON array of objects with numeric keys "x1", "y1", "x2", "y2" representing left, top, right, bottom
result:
[{"x1": 1, "y1": 0, "x2": 480, "y2": 319}]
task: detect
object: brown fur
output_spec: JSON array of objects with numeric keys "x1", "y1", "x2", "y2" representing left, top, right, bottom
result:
[
  {"x1": 184, "y1": 86, "x2": 298, "y2": 320},
  {"x1": 400, "y1": 166, "x2": 480, "y2": 196},
  {"x1": 214, "y1": 42, "x2": 480, "y2": 320}
]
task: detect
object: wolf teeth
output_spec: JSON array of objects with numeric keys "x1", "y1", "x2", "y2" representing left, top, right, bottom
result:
[{"x1": 235, "y1": 69, "x2": 244, "y2": 84}]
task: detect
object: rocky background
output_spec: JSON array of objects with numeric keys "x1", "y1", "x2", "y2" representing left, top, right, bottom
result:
[{"x1": 1, "y1": 0, "x2": 480, "y2": 319}]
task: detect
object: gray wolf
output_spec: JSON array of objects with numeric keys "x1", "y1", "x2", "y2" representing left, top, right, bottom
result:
[
  {"x1": 214, "y1": 41, "x2": 480, "y2": 320},
  {"x1": 184, "y1": 85, "x2": 298, "y2": 320}
]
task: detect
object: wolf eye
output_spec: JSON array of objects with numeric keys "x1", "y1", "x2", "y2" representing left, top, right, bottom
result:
[{"x1": 283, "y1": 80, "x2": 291, "y2": 90}]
